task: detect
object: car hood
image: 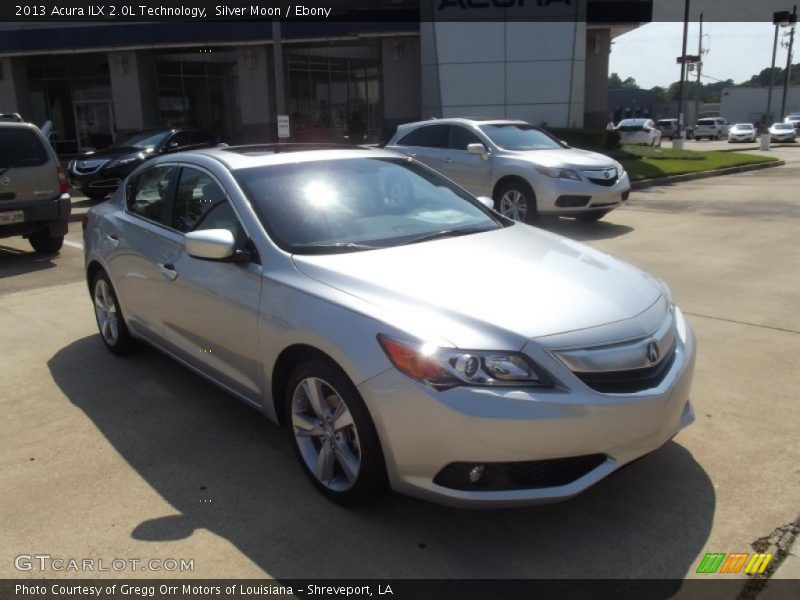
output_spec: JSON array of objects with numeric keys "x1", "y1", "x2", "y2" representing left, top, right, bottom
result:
[
  {"x1": 292, "y1": 224, "x2": 662, "y2": 348},
  {"x1": 505, "y1": 147, "x2": 615, "y2": 169},
  {"x1": 77, "y1": 146, "x2": 150, "y2": 160}
]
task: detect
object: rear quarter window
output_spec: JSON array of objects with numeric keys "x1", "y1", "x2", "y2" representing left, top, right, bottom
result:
[{"x1": 0, "y1": 128, "x2": 48, "y2": 169}]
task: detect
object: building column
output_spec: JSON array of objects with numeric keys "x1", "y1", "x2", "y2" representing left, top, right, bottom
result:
[
  {"x1": 381, "y1": 36, "x2": 421, "y2": 140},
  {"x1": 236, "y1": 45, "x2": 273, "y2": 143},
  {"x1": 584, "y1": 28, "x2": 611, "y2": 129},
  {"x1": 108, "y1": 51, "x2": 157, "y2": 135},
  {"x1": 0, "y1": 57, "x2": 31, "y2": 117}
]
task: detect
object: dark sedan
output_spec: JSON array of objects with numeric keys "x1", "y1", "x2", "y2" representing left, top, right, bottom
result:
[{"x1": 67, "y1": 128, "x2": 219, "y2": 199}]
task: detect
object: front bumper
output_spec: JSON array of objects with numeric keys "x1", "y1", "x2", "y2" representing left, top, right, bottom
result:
[
  {"x1": 67, "y1": 160, "x2": 132, "y2": 194},
  {"x1": 728, "y1": 135, "x2": 755, "y2": 142},
  {"x1": 535, "y1": 171, "x2": 632, "y2": 216},
  {"x1": 358, "y1": 316, "x2": 696, "y2": 508},
  {"x1": 771, "y1": 134, "x2": 796, "y2": 142}
]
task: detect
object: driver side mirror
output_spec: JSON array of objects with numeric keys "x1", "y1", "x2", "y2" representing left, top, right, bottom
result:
[
  {"x1": 467, "y1": 143, "x2": 490, "y2": 159},
  {"x1": 185, "y1": 229, "x2": 236, "y2": 261},
  {"x1": 476, "y1": 196, "x2": 494, "y2": 210}
]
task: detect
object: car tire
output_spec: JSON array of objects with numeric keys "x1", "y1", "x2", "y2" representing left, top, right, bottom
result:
[
  {"x1": 91, "y1": 270, "x2": 137, "y2": 355},
  {"x1": 494, "y1": 180, "x2": 537, "y2": 224},
  {"x1": 285, "y1": 359, "x2": 388, "y2": 506},
  {"x1": 28, "y1": 229, "x2": 64, "y2": 254},
  {"x1": 576, "y1": 209, "x2": 611, "y2": 222}
]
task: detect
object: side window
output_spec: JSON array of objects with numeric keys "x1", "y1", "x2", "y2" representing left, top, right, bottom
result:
[
  {"x1": 126, "y1": 166, "x2": 175, "y2": 223},
  {"x1": 396, "y1": 128, "x2": 421, "y2": 146},
  {"x1": 449, "y1": 126, "x2": 482, "y2": 151},
  {"x1": 418, "y1": 125, "x2": 450, "y2": 149},
  {"x1": 189, "y1": 131, "x2": 216, "y2": 146},
  {"x1": 172, "y1": 168, "x2": 245, "y2": 245}
]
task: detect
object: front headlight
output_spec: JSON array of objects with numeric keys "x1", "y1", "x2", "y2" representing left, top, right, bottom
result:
[
  {"x1": 534, "y1": 165, "x2": 582, "y2": 181},
  {"x1": 377, "y1": 335, "x2": 550, "y2": 390}
]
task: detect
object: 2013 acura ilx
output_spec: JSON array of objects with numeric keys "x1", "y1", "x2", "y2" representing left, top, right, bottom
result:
[{"x1": 83, "y1": 145, "x2": 696, "y2": 508}]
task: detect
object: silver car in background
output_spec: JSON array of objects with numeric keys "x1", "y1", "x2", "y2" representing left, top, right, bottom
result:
[
  {"x1": 727, "y1": 123, "x2": 756, "y2": 143},
  {"x1": 385, "y1": 119, "x2": 630, "y2": 223},
  {"x1": 83, "y1": 145, "x2": 696, "y2": 508},
  {"x1": 769, "y1": 122, "x2": 797, "y2": 142}
]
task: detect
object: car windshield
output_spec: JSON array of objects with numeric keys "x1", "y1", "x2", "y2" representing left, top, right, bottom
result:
[
  {"x1": 478, "y1": 124, "x2": 563, "y2": 151},
  {"x1": 774, "y1": 124, "x2": 793, "y2": 130},
  {"x1": 656, "y1": 120, "x2": 674, "y2": 126},
  {"x1": 117, "y1": 130, "x2": 170, "y2": 150},
  {"x1": 697, "y1": 119, "x2": 716, "y2": 126},
  {"x1": 234, "y1": 157, "x2": 505, "y2": 254}
]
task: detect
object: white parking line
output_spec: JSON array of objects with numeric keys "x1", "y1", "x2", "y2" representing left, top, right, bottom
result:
[{"x1": 63, "y1": 239, "x2": 84, "y2": 250}]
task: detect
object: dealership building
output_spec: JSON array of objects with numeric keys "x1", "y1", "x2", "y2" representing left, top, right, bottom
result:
[{"x1": 0, "y1": 2, "x2": 648, "y2": 155}]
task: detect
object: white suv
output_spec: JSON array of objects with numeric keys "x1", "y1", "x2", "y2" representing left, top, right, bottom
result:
[{"x1": 694, "y1": 118, "x2": 729, "y2": 141}]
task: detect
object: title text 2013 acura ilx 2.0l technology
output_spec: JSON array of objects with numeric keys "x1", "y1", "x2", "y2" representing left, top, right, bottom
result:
[
  {"x1": 385, "y1": 119, "x2": 631, "y2": 224},
  {"x1": 83, "y1": 145, "x2": 695, "y2": 508}
]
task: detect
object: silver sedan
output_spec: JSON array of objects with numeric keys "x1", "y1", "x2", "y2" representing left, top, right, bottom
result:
[{"x1": 83, "y1": 146, "x2": 696, "y2": 508}]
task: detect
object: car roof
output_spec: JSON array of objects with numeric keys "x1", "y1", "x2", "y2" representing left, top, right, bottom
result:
[
  {"x1": 397, "y1": 118, "x2": 529, "y2": 129},
  {"x1": 177, "y1": 144, "x2": 397, "y2": 170}
]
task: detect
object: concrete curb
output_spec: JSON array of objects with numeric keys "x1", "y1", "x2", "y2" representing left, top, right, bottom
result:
[
  {"x1": 770, "y1": 531, "x2": 800, "y2": 580},
  {"x1": 630, "y1": 159, "x2": 786, "y2": 190}
]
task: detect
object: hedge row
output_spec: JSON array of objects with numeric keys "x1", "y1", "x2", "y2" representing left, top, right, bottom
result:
[{"x1": 546, "y1": 128, "x2": 621, "y2": 151}]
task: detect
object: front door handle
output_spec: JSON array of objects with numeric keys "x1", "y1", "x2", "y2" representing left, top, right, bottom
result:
[
  {"x1": 157, "y1": 262, "x2": 178, "y2": 282},
  {"x1": 443, "y1": 157, "x2": 453, "y2": 164},
  {"x1": 406, "y1": 152, "x2": 417, "y2": 158},
  {"x1": 106, "y1": 233, "x2": 120, "y2": 248}
]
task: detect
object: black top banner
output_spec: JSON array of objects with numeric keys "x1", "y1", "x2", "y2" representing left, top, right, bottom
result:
[{"x1": 0, "y1": 0, "x2": 794, "y2": 23}]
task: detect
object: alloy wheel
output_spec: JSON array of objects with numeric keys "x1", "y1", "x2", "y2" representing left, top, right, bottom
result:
[
  {"x1": 93, "y1": 278, "x2": 119, "y2": 346},
  {"x1": 499, "y1": 189, "x2": 528, "y2": 221},
  {"x1": 291, "y1": 377, "x2": 361, "y2": 492}
]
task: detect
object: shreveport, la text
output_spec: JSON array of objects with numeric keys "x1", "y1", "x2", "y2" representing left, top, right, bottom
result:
[{"x1": 15, "y1": 584, "x2": 394, "y2": 596}]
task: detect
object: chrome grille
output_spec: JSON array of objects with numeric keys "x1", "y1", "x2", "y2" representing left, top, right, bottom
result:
[
  {"x1": 553, "y1": 310, "x2": 678, "y2": 394},
  {"x1": 582, "y1": 167, "x2": 618, "y2": 187},
  {"x1": 72, "y1": 159, "x2": 109, "y2": 174}
]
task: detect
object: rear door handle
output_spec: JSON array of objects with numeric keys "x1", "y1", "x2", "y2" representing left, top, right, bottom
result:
[
  {"x1": 106, "y1": 233, "x2": 120, "y2": 247},
  {"x1": 157, "y1": 262, "x2": 178, "y2": 282},
  {"x1": 406, "y1": 152, "x2": 417, "y2": 158}
]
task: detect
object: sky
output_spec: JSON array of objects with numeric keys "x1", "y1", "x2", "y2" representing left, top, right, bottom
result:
[{"x1": 608, "y1": 22, "x2": 795, "y2": 90}]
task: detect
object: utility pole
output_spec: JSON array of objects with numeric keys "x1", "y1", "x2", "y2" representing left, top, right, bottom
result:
[
  {"x1": 675, "y1": 0, "x2": 691, "y2": 148},
  {"x1": 765, "y1": 22, "x2": 780, "y2": 127},
  {"x1": 779, "y1": 5, "x2": 797, "y2": 120},
  {"x1": 693, "y1": 13, "x2": 704, "y2": 128}
]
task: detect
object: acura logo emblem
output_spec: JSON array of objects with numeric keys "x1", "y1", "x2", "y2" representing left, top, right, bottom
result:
[
  {"x1": 80, "y1": 161, "x2": 87, "y2": 168},
  {"x1": 647, "y1": 341, "x2": 660, "y2": 364},
  {"x1": 0, "y1": 176, "x2": 9, "y2": 186}
]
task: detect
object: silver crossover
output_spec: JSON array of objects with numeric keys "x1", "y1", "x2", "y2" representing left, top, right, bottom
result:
[
  {"x1": 84, "y1": 146, "x2": 695, "y2": 508},
  {"x1": 385, "y1": 119, "x2": 631, "y2": 224}
]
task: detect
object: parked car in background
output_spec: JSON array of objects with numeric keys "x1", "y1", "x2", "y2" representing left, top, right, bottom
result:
[
  {"x1": 385, "y1": 118, "x2": 630, "y2": 223},
  {"x1": 694, "y1": 117, "x2": 729, "y2": 140},
  {"x1": 83, "y1": 144, "x2": 696, "y2": 507},
  {"x1": 727, "y1": 123, "x2": 756, "y2": 143},
  {"x1": 0, "y1": 112, "x2": 25, "y2": 123},
  {"x1": 784, "y1": 113, "x2": 800, "y2": 131},
  {"x1": 68, "y1": 127, "x2": 219, "y2": 200},
  {"x1": 0, "y1": 121, "x2": 70, "y2": 253},
  {"x1": 616, "y1": 119, "x2": 662, "y2": 147},
  {"x1": 769, "y1": 122, "x2": 797, "y2": 142},
  {"x1": 655, "y1": 118, "x2": 693, "y2": 140}
]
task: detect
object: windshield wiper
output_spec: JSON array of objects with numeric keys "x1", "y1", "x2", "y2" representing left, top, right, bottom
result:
[
  {"x1": 405, "y1": 226, "x2": 495, "y2": 245},
  {"x1": 293, "y1": 242, "x2": 379, "y2": 254}
]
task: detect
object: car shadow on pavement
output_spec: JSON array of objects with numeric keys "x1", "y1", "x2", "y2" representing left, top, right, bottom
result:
[
  {"x1": 536, "y1": 217, "x2": 634, "y2": 242},
  {"x1": 0, "y1": 245, "x2": 58, "y2": 276},
  {"x1": 48, "y1": 336, "x2": 715, "y2": 587}
]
